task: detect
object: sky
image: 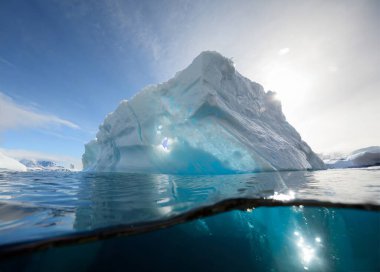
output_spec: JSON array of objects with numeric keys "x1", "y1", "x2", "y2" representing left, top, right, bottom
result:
[{"x1": 0, "y1": 0, "x2": 379, "y2": 167}]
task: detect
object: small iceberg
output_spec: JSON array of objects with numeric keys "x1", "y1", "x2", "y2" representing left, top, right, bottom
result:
[
  {"x1": 0, "y1": 151, "x2": 27, "y2": 172},
  {"x1": 324, "y1": 146, "x2": 380, "y2": 168}
]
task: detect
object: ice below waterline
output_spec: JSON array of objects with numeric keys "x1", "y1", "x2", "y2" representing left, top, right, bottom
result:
[
  {"x1": 0, "y1": 168, "x2": 379, "y2": 247},
  {"x1": 2, "y1": 207, "x2": 379, "y2": 272}
]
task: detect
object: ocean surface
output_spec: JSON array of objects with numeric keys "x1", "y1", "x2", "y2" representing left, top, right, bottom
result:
[{"x1": 0, "y1": 168, "x2": 379, "y2": 271}]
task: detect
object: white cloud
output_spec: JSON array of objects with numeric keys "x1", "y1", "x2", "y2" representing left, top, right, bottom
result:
[
  {"x1": 0, "y1": 92, "x2": 79, "y2": 131},
  {"x1": 328, "y1": 65, "x2": 338, "y2": 73},
  {"x1": 131, "y1": 1, "x2": 379, "y2": 153},
  {"x1": 278, "y1": 48, "x2": 290, "y2": 56}
]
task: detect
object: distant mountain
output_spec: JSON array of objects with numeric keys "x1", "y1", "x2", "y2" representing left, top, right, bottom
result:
[
  {"x1": 324, "y1": 146, "x2": 380, "y2": 168},
  {"x1": 19, "y1": 159, "x2": 75, "y2": 172}
]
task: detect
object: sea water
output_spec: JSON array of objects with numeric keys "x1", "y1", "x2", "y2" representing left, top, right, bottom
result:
[{"x1": 0, "y1": 168, "x2": 379, "y2": 271}]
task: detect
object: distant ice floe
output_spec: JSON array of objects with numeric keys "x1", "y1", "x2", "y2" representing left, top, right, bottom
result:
[
  {"x1": 324, "y1": 146, "x2": 380, "y2": 169},
  {"x1": 0, "y1": 151, "x2": 27, "y2": 172}
]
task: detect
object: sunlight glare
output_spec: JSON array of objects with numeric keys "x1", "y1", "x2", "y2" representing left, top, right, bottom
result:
[{"x1": 260, "y1": 62, "x2": 313, "y2": 113}]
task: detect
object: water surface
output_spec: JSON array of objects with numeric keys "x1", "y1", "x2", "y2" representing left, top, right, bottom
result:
[{"x1": 0, "y1": 168, "x2": 379, "y2": 246}]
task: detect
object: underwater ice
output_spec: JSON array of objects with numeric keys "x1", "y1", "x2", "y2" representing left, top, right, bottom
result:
[{"x1": 83, "y1": 51, "x2": 325, "y2": 174}]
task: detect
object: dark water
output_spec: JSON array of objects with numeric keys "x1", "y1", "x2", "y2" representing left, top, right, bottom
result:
[
  {"x1": 1, "y1": 207, "x2": 379, "y2": 271},
  {"x1": 0, "y1": 168, "x2": 379, "y2": 271}
]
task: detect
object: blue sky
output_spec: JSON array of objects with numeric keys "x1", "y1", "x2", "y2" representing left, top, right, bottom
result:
[
  {"x1": 1, "y1": 0, "x2": 379, "y2": 166},
  {"x1": 0, "y1": 0, "x2": 161, "y2": 165}
]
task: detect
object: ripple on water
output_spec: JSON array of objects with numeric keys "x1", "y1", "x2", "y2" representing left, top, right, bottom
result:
[{"x1": 0, "y1": 168, "x2": 379, "y2": 246}]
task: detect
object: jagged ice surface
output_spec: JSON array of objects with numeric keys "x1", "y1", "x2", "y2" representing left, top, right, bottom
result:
[{"x1": 83, "y1": 51, "x2": 324, "y2": 174}]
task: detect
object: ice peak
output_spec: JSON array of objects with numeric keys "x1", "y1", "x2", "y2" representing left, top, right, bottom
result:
[
  {"x1": 178, "y1": 51, "x2": 235, "y2": 83},
  {"x1": 194, "y1": 51, "x2": 232, "y2": 65}
]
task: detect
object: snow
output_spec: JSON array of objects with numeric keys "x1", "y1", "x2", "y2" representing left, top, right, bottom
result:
[
  {"x1": 0, "y1": 152, "x2": 27, "y2": 172},
  {"x1": 1, "y1": 149, "x2": 82, "y2": 171},
  {"x1": 19, "y1": 159, "x2": 77, "y2": 172},
  {"x1": 324, "y1": 146, "x2": 380, "y2": 169},
  {"x1": 83, "y1": 51, "x2": 325, "y2": 174}
]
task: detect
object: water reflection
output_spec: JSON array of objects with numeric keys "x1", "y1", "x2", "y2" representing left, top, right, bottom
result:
[
  {"x1": 0, "y1": 168, "x2": 379, "y2": 246},
  {"x1": 269, "y1": 190, "x2": 295, "y2": 201},
  {"x1": 74, "y1": 173, "x2": 180, "y2": 230},
  {"x1": 73, "y1": 171, "x2": 293, "y2": 230}
]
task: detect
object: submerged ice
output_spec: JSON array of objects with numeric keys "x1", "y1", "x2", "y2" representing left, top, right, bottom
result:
[{"x1": 83, "y1": 51, "x2": 324, "y2": 174}]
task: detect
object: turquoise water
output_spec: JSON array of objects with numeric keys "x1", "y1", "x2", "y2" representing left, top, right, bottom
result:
[
  {"x1": 0, "y1": 168, "x2": 379, "y2": 271},
  {"x1": 1, "y1": 207, "x2": 379, "y2": 271}
]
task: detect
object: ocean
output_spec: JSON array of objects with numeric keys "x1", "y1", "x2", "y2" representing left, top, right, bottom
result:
[{"x1": 0, "y1": 168, "x2": 379, "y2": 271}]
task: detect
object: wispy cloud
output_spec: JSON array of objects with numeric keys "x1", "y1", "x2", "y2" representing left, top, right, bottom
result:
[
  {"x1": 0, "y1": 56, "x2": 16, "y2": 68},
  {"x1": 0, "y1": 92, "x2": 79, "y2": 131}
]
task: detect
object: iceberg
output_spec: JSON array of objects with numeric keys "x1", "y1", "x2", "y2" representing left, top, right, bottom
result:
[
  {"x1": 324, "y1": 146, "x2": 380, "y2": 169},
  {"x1": 0, "y1": 152, "x2": 27, "y2": 172},
  {"x1": 83, "y1": 51, "x2": 325, "y2": 174}
]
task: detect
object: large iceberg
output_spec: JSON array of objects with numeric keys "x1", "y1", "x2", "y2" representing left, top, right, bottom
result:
[
  {"x1": 324, "y1": 146, "x2": 380, "y2": 169},
  {"x1": 0, "y1": 152, "x2": 27, "y2": 172},
  {"x1": 83, "y1": 51, "x2": 325, "y2": 174}
]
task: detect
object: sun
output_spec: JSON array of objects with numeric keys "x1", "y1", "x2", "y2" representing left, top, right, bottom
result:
[{"x1": 260, "y1": 62, "x2": 313, "y2": 113}]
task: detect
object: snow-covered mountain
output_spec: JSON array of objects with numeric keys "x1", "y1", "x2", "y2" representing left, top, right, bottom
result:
[
  {"x1": 83, "y1": 51, "x2": 325, "y2": 174},
  {"x1": 324, "y1": 146, "x2": 380, "y2": 168},
  {"x1": 0, "y1": 152, "x2": 27, "y2": 172},
  {"x1": 18, "y1": 159, "x2": 74, "y2": 171}
]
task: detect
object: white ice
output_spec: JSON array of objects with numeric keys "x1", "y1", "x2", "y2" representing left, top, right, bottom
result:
[
  {"x1": 0, "y1": 152, "x2": 27, "y2": 172},
  {"x1": 324, "y1": 146, "x2": 380, "y2": 169},
  {"x1": 83, "y1": 51, "x2": 325, "y2": 174},
  {"x1": 18, "y1": 159, "x2": 75, "y2": 172}
]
